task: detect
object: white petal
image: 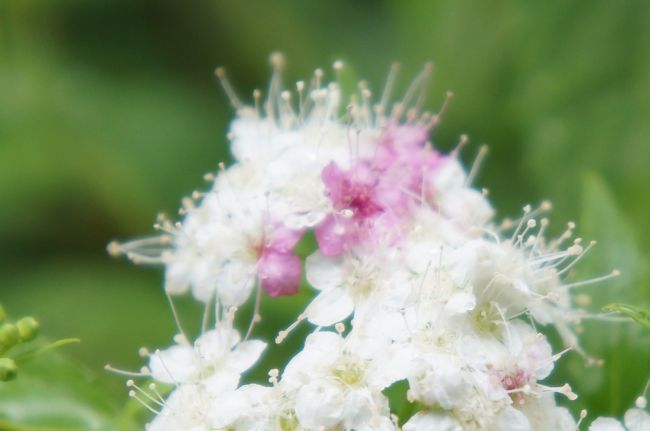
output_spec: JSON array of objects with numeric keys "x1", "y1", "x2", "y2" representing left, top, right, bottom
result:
[
  {"x1": 204, "y1": 368, "x2": 241, "y2": 394},
  {"x1": 149, "y1": 345, "x2": 197, "y2": 384},
  {"x1": 446, "y1": 291, "x2": 476, "y2": 313},
  {"x1": 195, "y1": 327, "x2": 240, "y2": 360},
  {"x1": 228, "y1": 340, "x2": 267, "y2": 373},
  {"x1": 295, "y1": 382, "x2": 345, "y2": 430},
  {"x1": 624, "y1": 408, "x2": 650, "y2": 431},
  {"x1": 403, "y1": 412, "x2": 461, "y2": 431},
  {"x1": 306, "y1": 251, "x2": 345, "y2": 291},
  {"x1": 215, "y1": 259, "x2": 256, "y2": 306},
  {"x1": 306, "y1": 287, "x2": 354, "y2": 326},
  {"x1": 589, "y1": 417, "x2": 626, "y2": 431}
]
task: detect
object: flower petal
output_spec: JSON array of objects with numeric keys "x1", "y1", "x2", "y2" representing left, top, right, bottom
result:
[
  {"x1": 149, "y1": 345, "x2": 197, "y2": 384},
  {"x1": 258, "y1": 251, "x2": 301, "y2": 297},
  {"x1": 305, "y1": 251, "x2": 344, "y2": 291},
  {"x1": 306, "y1": 287, "x2": 354, "y2": 326},
  {"x1": 228, "y1": 340, "x2": 267, "y2": 373}
]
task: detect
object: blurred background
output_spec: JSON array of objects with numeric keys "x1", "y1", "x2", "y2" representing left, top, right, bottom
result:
[{"x1": 1, "y1": 0, "x2": 649, "y2": 429}]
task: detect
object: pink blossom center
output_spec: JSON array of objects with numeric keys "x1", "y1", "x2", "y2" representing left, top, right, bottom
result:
[{"x1": 500, "y1": 369, "x2": 530, "y2": 391}]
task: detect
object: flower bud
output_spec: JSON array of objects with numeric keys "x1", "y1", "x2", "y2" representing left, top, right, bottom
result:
[
  {"x1": 0, "y1": 357, "x2": 17, "y2": 381},
  {"x1": 0, "y1": 324, "x2": 20, "y2": 351},
  {"x1": 16, "y1": 317, "x2": 39, "y2": 342}
]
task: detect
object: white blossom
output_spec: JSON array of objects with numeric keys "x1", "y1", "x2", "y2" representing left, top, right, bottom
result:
[{"x1": 109, "y1": 56, "x2": 627, "y2": 431}]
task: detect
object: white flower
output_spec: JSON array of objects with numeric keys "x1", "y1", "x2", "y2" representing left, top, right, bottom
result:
[
  {"x1": 282, "y1": 331, "x2": 398, "y2": 430},
  {"x1": 149, "y1": 325, "x2": 266, "y2": 394},
  {"x1": 111, "y1": 57, "x2": 625, "y2": 431},
  {"x1": 304, "y1": 249, "x2": 408, "y2": 326}
]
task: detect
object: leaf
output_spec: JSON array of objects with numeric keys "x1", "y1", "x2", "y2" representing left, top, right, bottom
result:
[
  {"x1": 550, "y1": 173, "x2": 650, "y2": 417},
  {"x1": 0, "y1": 350, "x2": 140, "y2": 431},
  {"x1": 603, "y1": 303, "x2": 650, "y2": 331}
]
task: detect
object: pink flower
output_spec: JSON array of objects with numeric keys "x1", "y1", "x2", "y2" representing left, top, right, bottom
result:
[
  {"x1": 375, "y1": 125, "x2": 444, "y2": 200},
  {"x1": 257, "y1": 224, "x2": 304, "y2": 296},
  {"x1": 315, "y1": 125, "x2": 445, "y2": 256},
  {"x1": 315, "y1": 162, "x2": 400, "y2": 256}
]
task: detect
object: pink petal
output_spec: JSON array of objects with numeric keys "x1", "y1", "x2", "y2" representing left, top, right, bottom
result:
[
  {"x1": 258, "y1": 251, "x2": 301, "y2": 297},
  {"x1": 314, "y1": 215, "x2": 355, "y2": 256},
  {"x1": 321, "y1": 162, "x2": 346, "y2": 204},
  {"x1": 268, "y1": 224, "x2": 304, "y2": 252}
]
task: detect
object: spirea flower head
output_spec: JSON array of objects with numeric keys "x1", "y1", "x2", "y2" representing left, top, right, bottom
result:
[{"x1": 108, "y1": 54, "x2": 622, "y2": 430}]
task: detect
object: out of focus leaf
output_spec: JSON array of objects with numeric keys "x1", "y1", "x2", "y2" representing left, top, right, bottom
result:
[
  {"x1": 0, "y1": 351, "x2": 139, "y2": 431},
  {"x1": 552, "y1": 173, "x2": 650, "y2": 416},
  {"x1": 14, "y1": 338, "x2": 80, "y2": 364},
  {"x1": 603, "y1": 303, "x2": 650, "y2": 331}
]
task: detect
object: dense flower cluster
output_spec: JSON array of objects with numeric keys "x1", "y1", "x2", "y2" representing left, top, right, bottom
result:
[{"x1": 110, "y1": 56, "x2": 638, "y2": 430}]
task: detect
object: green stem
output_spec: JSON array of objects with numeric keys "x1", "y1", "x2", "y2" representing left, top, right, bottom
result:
[{"x1": 14, "y1": 338, "x2": 80, "y2": 364}]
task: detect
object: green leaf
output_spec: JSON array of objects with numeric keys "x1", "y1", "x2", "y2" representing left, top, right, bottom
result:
[
  {"x1": 550, "y1": 173, "x2": 650, "y2": 417},
  {"x1": 603, "y1": 303, "x2": 650, "y2": 331},
  {"x1": 0, "y1": 351, "x2": 140, "y2": 431}
]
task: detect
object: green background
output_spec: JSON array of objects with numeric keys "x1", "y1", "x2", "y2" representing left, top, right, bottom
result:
[{"x1": 1, "y1": 1, "x2": 649, "y2": 429}]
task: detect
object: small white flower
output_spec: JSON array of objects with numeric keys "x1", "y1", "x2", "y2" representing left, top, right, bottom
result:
[
  {"x1": 149, "y1": 325, "x2": 266, "y2": 394},
  {"x1": 282, "y1": 331, "x2": 397, "y2": 430}
]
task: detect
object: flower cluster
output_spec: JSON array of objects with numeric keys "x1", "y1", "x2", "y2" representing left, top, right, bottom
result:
[{"x1": 110, "y1": 56, "x2": 629, "y2": 430}]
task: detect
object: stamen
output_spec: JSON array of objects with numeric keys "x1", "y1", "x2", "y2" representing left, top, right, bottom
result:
[
  {"x1": 148, "y1": 383, "x2": 166, "y2": 405},
  {"x1": 104, "y1": 364, "x2": 149, "y2": 377},
  {"x1": 107, "y1": 236, "x2": 171, "y2": 264},
  {"x1": 127, "y1": 379, "x2": 164, "y2": 407},
  {"x1": 268, "y1": 368, "x2": 280, "y2": 385},
  {"x1": 557, "y1": 240, "x2": 597, "y2": 276},
  {"x1": 563, "y1": 270, "x2": 620, "y2": 289},
  {"x1": 465, "y1": 145, "x2": 488, "y2": 186},
  {"x1": 129, "y1": 390, "x2": 160, "y2": 415},
  {"x1": 201, "y1": 292, "x2": 213, "y2": 334},
  {"x1": 451, "y1": 134, "x2": 469, "y2": 158},
  {"x1": 428, "y1": 91, "x2": 453, "y2": 129},
  {"x1": 399, "y1": 63, "x2": 433, "y2": 118},
  {"x1": 296, "y1": 81, "x2": 305, "y2": 121},
  {"x1": 253, "y1": 89, "x2": 262, "y2": 118},
  {"x1": 275, "y1": 313, "x2": 306, "y2": 344},
  {"x1": 376, "y1": 62, "x2": 400, "y2": 121},
  {"x1": 244, "y1": 285, "x2": 262, "y2": 341},
  {"x1": 333, "y1": 60, "x2": 344, "y2": 83},
  {"x1": 166, "y1": 293, "x2": 188, "y2": 344},
  {"x1": 575, "y1": 409, "x2": 588, "y2": 430},
  {"x1": 214, "y1": 67, "x2": 243, "y2": 110}
]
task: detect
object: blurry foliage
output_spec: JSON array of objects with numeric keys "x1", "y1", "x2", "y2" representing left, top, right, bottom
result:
[
  {"x1": 0, "y1": 0, "x2": 649, "y2": 428},
  {"x1": 604, "y1": 303, "x2": 650, "y2": 331}
]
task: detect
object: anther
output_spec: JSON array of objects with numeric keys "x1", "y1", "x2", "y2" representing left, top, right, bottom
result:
[
  {"x1": 636, "y1": 396, "x2": 647, "y2": 409},
  {"x1": 269, "y1": 52, "x2": 286, "y2": 70},
  {"x1": 575, "y1": 409, "x2": 588, "y2": 430},
  {"x1": 106, "y1": 241, "x2": 122, "y2": 257}
]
